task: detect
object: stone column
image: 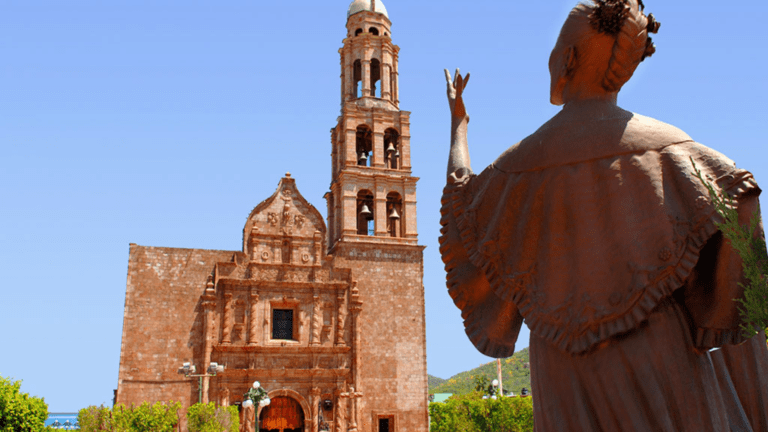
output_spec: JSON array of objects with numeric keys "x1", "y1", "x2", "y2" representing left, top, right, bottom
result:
[
  {"x1": 381, "y1": 63, "x2": 391, "y2": 101},
  {"x1": 222, "y1": 292, "x2": 233, "y2": 345},
  {"x1": 335, "y1": 291, "x2": 347, "y2": 346},
  {"x1": 344, "y1": 50, "x2": 353, "y2": 102},
  {"x1": 372, "y1": 132, "x2": 385, "y2": 168},
  {"x1": 392, "y1": 53, "x2": 399, "y2": 105},
  {"x1": 311, "y1": 294, "x2": 322, "y2": 346},
  {"x1": 362, "y1": 59, "x2": 371, "y2": 97},
  {"x1": 349, "y1": 282, "x2": 363, "y2": 389},
  {"x1": 248, "y1": 291, "x2": 259, "y2": 345},
  {"x1": 241, "y1": 403, "x2": 255, "y2": 432},
  {"x1": 202, "y1": 277, "x2": 217, "y2": 404},
  {"x1": 347, "y1": 387, "x2": 363, "y2": 432},
  {"x1": 310, "y1": 387, "x2": 321, "y2": 432},
  {"x1": 219, "y1": 388, "x2": 230, "y2": 407},
  {"x1": 345, "y1": 129, "x2": 357, "y2": 167},
  {"x1": 335, "y1": 388, "x2": 348, "y2": 432}
]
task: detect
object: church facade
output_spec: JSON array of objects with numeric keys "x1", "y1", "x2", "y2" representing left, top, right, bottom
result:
[{"x1": 115, "y1": 1, "x2": 429, "y2": 431}]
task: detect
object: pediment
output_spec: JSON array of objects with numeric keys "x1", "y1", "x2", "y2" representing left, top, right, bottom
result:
[{"x1": 242, "y1": 174, "x2": 326, "y2": 253}]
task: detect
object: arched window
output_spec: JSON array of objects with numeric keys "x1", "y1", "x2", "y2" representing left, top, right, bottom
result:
[
  {"x1": 386, "y1": 192, "x2": 403, "y2": 238},
  {"x1": 369, "y1": 27, "x2": 379, "y2": 36},
  {"x1": 384, "y1": 128, "x2": 399, "y2": 169},
  {"x1": 370, "y1": 58, "x2": 381, "y2": 98},
  {"x1": 357, "y1": 190, "x2": 374, "y2": 236},
  {"x1": 353, "y1": 59, "x2": 362, "y2": 99},
  {"x1": 355, "y1": 125, "x2": 372, "y2": 167},
  {"x1": 355, "y1": 28, "x2": 363, "y2": 36}
]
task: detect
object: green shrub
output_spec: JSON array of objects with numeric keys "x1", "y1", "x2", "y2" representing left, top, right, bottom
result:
[
  {"x1": 78, "y1": 401, "x2": 180, "y2": 432},
  {"x1": 78, "y1": 405, "x2": 114, "y2": 431},
  {"x1": 187, "y1": 402, "x2": 239, "y2": 432},
  {"x1": 0, "y1": 375, "x2": 49, "y2": 432}
]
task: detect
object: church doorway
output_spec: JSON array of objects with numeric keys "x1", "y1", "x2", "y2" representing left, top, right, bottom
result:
[{"x1": 259, "y1": 396, "x2": 305, "y2": 432}]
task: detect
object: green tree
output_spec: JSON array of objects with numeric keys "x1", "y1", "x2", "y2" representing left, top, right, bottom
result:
[
  {"x1": 0, "y1": 375, "x2": 49, "y2": 432},
  {"x1": 187, "y1": 402, "x2": 239, "y2": 432},
  {"x1": 429, "y1": 391, "x2": 534, "y2": 432}
]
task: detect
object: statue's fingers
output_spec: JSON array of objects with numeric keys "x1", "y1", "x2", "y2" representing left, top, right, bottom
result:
[
  {"x1": 456, "y1": 73, "x2": 463, "y2": 90},
  {"x1": 454, "y1": 68, "x2": 461, "y2": 84},
  {"x1": 463, "y1": 73, "x2": 470, "y2": 88},
  {"x1": 444, "y1": 69, "x2": 452, "y2": 85}
]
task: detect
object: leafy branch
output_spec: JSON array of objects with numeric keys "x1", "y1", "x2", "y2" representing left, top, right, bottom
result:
[{"x1": 691, "y1": 158, "x2": 768, "y2": 339}]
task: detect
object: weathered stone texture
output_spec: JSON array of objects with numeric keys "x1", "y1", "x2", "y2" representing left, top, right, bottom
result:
[
  {"x1": 332, "y1": 243, "x2": 428, "y2": 432},
  {"x1": 117, "y1": 245, "x2": 235, "y2": 408}
]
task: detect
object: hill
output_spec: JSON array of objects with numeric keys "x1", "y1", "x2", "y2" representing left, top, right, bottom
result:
[
  {"x1": 428, "y1": 374, "x2": 447, "y2": 389},
  {"x1": 429, "y1": 348, "x2": 531, "y2": 396}
]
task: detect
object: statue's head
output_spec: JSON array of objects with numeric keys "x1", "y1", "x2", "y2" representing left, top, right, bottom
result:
[{"x1": 549, "y1": 0, "x2": 660, "y2": 105}]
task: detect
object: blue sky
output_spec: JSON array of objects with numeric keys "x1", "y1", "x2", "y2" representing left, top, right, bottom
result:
[{"x1": 1, "y1": 1, "x2": 766, "y2": 412}]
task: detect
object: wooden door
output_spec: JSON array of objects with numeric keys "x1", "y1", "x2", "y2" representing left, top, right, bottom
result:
[{"x1": 259, "y1": 396, "x2": 304, "y2": 432}]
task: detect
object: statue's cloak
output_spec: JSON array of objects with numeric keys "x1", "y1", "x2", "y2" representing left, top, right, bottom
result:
[{"x1": 440, "y1": 113, "x2": 760, "y2": 355}]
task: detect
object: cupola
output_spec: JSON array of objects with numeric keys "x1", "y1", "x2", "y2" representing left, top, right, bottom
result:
[{"x1": 347, "y1": 0, "x2": 389, "y2": 19}]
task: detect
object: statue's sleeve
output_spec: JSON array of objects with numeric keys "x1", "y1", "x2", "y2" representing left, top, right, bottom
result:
[
  {"x1": 439, "y1": 172, "x2": 524, "y2": 358},
  {"x1": 683, "y1": 184, "x2": 764, "y2": 349}
]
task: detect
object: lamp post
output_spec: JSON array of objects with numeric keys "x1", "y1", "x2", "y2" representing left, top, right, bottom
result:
[
  {"x1": 243, "y1": 380, "x2": 271, "y2": 432},
  {"x1": 178, "y1": 362, "x2": 225, "y2": 404},
  {"x1": 482, "y1": 380, "x2": 500, "y2": 400}
]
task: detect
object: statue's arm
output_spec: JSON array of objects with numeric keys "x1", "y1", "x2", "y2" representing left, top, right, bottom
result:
[{"x1": 445, "y1": 69, "x2": 473, "y2": 183}]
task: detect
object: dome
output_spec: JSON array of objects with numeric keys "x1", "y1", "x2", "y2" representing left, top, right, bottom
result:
[{"x1": 347, "y1": 0, "x2": 389, "y2": 19}]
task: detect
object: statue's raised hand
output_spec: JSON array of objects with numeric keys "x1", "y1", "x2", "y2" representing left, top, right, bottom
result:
[{"x1": 445, "y1": 68, "x2": 470, "y2": 121}]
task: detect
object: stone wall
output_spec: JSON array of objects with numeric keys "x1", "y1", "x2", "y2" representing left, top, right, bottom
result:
[
  {"x1": 116, "y1": 244, "x2": 234, "y2": 408},
  {"x1": 332, "y1": 243, "x2": 428, "y2": 432}
]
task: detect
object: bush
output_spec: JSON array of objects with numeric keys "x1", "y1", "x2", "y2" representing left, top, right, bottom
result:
[
  {"x1": 0, "y1": 375, "x2": 49, "y2": 432},
  {"x1": 429, "y1": 391, "x2": 534, "y2": 432},
  {"x1": 78, "y1": 401, "x2": 181, "y2": 432},
  {"x1": 78, "y1": 405, "x2": 114, "y2": 431},
  {"x1": 187, "y1": 402, "x2": 239, "y2": 432}
]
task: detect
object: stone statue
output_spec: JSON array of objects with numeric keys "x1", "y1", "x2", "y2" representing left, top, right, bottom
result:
[{"x1": 441, "y1": 0, "x2": 768, "y2": 430}]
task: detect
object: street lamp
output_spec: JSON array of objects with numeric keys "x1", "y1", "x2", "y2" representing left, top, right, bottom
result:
[
  {"x1": 178, "y1": 362, "x2": 225, "y2": 404},
  {"x1": 243, "y1": 381, "x2": 271, "y2": 432}
]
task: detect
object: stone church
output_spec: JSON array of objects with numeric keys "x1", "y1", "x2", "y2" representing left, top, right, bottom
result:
[{"x1": 115, "y1": 1, "x2": 428, "y2": 431}]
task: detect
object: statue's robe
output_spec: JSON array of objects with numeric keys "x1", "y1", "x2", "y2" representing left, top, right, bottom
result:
[{"x1": 440, "y1": 112, "x2": 768, "y2": 431}]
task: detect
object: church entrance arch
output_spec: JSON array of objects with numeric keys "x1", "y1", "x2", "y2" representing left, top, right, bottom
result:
[{"x1": 258, "y1": 390, "x2": 309, "y2": 432}]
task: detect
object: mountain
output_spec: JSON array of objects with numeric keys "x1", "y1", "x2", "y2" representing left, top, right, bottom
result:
[
  {"x1": 429, "y1": 348, "x2": 531, "y2": 396},
  {"x1": 428, "y1": 374, "x2": 447, "y2": 389}
]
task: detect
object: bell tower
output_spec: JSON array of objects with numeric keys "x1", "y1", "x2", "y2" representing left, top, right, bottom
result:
[
  {"x1": 326, "y1": 0, "x2": 418, "y2": 250},
  {"x1": 325, "y1": 2, "x2": 428, "y2": 432}
]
